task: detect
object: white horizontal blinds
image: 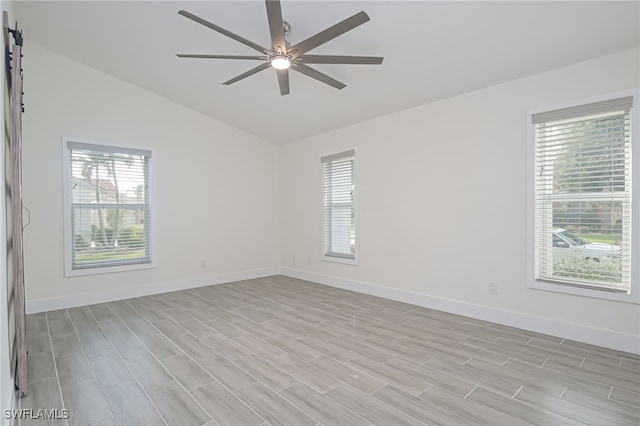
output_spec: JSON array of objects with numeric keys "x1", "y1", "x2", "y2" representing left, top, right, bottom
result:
[
  {"x1": 322, "y1": 150, "x2": 355, "y2": 259},
  {"x1": 533, "y1": 96, "x2": 632, "y2": 291},
  {"x1": 68, "y1": 143, "x2": 151, "y2": 270}
]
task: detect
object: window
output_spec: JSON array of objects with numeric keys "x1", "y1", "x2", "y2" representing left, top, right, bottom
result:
[
  {"x1": 528, "y1": 91, "x2": 638, "y2": 302},
  {"x1": 63, "y1": 139, "x2": 153, "y2": 275},
  {"x1": 322, "y1": 150, "x2": 357, "y2": 263}
]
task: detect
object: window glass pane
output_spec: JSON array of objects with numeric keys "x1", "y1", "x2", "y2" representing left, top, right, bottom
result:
[
  {"x1": 72, "y1": 206, "x2": 148, "y2": 269},
  {"x1": 551, "y1": 201, "x2": 623, "y2": 284},
  {"x1": 533, "y1": 99, "x2": 632, "y2": 292},
  {"x1": 322, "y1": 152, "x2": 355, "y2": 260},
  {"x1": 67, "y1": 142, "x2": 151, "y2": 271}
]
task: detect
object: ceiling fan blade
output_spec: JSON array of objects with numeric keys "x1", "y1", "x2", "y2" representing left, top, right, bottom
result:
[
  {"x1": 265, "y1": 0, "x2": 287, "y2": 53},
  {"x1": 176, "y1": 54, "x2": 267, "y2": 60},
  {"x1": 293, "y1": 64, "x2": 346, "y2": 90},
  {"x1": 288, "y1": 11, "x2": 370, "y2": 55},
  {"x1": 276, "y1": 69, "x2": 290, "y2": 96},
  {"x1": 223, "y1": 62, "x2": 272, "y2": 85},
  {"x1": 178, "y1": 10, "x2": 269, "y2": 54},
  {"x1": 299, "y1": 54, "x2": 383, "y2": 65}
]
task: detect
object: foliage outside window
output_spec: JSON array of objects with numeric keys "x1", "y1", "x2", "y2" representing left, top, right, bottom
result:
[
  {"x1": 531, "y1": 95, "x2": 633, "y2": 293},
  {"x1": 64, "y1": 140, "x2": 152, "y2": 274},
  {"x1": 322, "y1": 150, "x2": 356, "y2": 262}
]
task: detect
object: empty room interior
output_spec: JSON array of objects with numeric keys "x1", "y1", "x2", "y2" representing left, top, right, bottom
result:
[{"x1": 1, "y1": 1, "x2": 639, "y2": 425}]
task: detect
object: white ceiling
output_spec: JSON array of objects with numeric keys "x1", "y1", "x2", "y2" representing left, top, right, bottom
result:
[{"x1": 12, "y1": 1, "x2": 640, "y2": 144}]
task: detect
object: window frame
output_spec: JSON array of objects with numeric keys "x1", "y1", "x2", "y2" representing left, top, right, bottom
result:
[
  {"x1": 62, "y1": 137, "x2": 156, "y2": 277},
  {"x1": 321, "y1": 148, "x2": 359, "y2": 265},
  {"x1": 526, "y1": 89, "x2": 639, "y2": 304}
]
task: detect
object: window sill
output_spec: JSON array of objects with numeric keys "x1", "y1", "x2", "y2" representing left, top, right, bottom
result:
[
  {"x1": 528, "y1": 278, "x2": 639, "y2": 304},
  {"x1": 65, "y1": 261, "x2": 156, "y2": 277},
  {"x1": 321, "y1": 255, "x2": 359, "y2": 266}
]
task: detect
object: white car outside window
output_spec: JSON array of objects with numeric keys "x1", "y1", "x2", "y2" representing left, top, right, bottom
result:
[{"x1": 552, "y1": 228, "x2": 622, "y2": 261}]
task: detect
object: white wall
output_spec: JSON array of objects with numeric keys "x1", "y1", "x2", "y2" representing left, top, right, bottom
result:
[
  {"x1": 1, "y1": 1, "x2": 16, "y2": 420},
  {"x1": 16, "y1": 38, "x2": 640, "y2": 353},
  {"x1": 280, "y1": 48, "x2": 640, "y2": 353},
  {"x1": 21, "y1": 42, "x2": 280, "y2": 309}
]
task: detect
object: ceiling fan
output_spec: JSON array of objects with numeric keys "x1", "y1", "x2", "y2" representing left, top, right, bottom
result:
[{"x1": 176, "y1": 0, "x2": 383, "y2": 96}]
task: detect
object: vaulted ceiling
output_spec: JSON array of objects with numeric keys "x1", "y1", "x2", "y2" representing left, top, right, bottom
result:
[{"x1": 13, "y1": 1, "x2": 640, "y2": 144}]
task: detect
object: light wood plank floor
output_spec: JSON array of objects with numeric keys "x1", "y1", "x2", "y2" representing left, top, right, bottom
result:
[{"x1": 20, "y1": 275, "x2": 640, "y2": 426}]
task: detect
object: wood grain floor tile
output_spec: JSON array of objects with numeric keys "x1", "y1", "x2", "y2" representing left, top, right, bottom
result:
[
  {"x1": 372, "y1": 385, "x2": 475, "y2": 426},
  {"x1": 297, "y1": 336, "x2": 358, "y2": 363},
  {"x1": 270, "y1": 355, "x2": 341, "y2": 393},
  {"x1": 466, "y1": 386, "x2": 582, "y2": 426},
  {"x1": 419, "y1": 386, "x2": 530, "y2": 425},
  {"x1": 134, "y1": 330, "x2": 182, "y2": 360},
  {"x1": 609, "y1": 387, "x2": 640, "y2": 406},
  {"x1": 385, "y1": 357, "x2": 475, "y2": 397},
  {"x1": 102, "y1": 380, "x2": 161, "y2": 426},
  {"x1": 233, "y1": 355, "x2": 298, "y2": 392},
  {"x1": 27, "y1": 352, "x2": 56, "y2": 384},
  {"x1": 108, "y1": 332, "x2": 150, "y2": 359},
  {"x1": 424, "y1": 357, "x2": 522, "y2": 397},
  {"x1": 177, "y1": 318, "x2": 218, "y2": 339},
  {"x1": 202, "y1": 333, "x2": 252, "y2": 360},
  {"x1": 26, "y1": 332, "x2": 51, "y2": 355},
  {"x1": 78, "y1": 331, "x2": 115, "y2": 358},
  {"x1": 515, "y1": 385, "x2": 637, "y2": 426},
  {"x1": 55, "y1": 352, "x2": 94, "y2": 387},
  {"x1": 161, "y1": 354, "x2": 214, "y2": 390},
  {"x1": 233, "y1": 382, "x2": 316, "y2": 426},
  {"x1": 88, "y1": 418, "x2": 116, "y2": 426},
  {"x1": 265, "y1": 335, "x2": 323, "y2": 362},
  {"x1": 543, "y1": 358, "x2": 640, "y2": 393},
  {"x1": 152, "y1": 319, "x2": 190, "y2": 340},
  {"x1": 364, "y1": 336, "x2": 436, "y2": 364},
  {"x1": 236, "y1": 334, "x2": 289, "y2": 361},
  {"x1": 190, "y1": 380, "x2": 264, "y2": 426},
  {"x1": 89, "y1": 352, "x2": 132, "y2": 387},
  {"x1": 147, "y1": 380, "x2": 211, "y2": 426},
  {"x1": 45, "y1": 310, "x2": 70, "y2": 322},
  {"x1": 50, "y1": 332, "x2": 83, "y2": 358},
  {"x1": 462, "y1": 357, "x2": 566, "y2": 397},
  {"x1": 61, "y1": 379, "x2": 112, "y2": 426},
  {"x1": 328, "y1": 335, "x2": 396, "y2": 363},
  {"x1": 170, "y1": 333, "x2": 217, "y2": 360},
  {"x1": 26, "y1": 315, "x2": 48, "y2": 335},
  {"x1": 88, "y1": 304, "x2": 119, "y2": 323},
  {"x1": 503, "y1": 357, "x2": 612, "y2": 399},
  {"x1": 581, "y1": 358, "x2": 640, "y2": 382},
  {"x1": 124, "y1": 351, "x2": 173, "y2": 390},
  {"x1": 18, "y1": 378, "x2": 64, "y2": 426},
  {"x1": 47, "y1": 318, "x2": 75, "y2": 336},
  {"x1": 98, "y1": 320, "x2": 131, "y2": 338},
  {"x1": 461, "y1": 336, "x2": 547, "y2": 366},
  {"x1": 198, "y1": 352, "x2": 256, "y2": 390},
  {"x1": 309, "y1": 355, "x2": 386, "y2": 395},
  {"x1": 325, "y1": 383, "x2": 424, "y2": 426},
  {"x1": 562, "y1": 387, "x2": 640, "y2": 423},
  {"x1": 279, "y1": 382, "x2": 369, "y2": 426},
  {"x1": 35, "y1": 276, "x2": 639, "y2": 426}
]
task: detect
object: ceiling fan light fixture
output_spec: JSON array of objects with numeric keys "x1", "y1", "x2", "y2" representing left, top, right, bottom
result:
[{"x1": 271, "y1": 55, "x2": 291, "y2": 70}]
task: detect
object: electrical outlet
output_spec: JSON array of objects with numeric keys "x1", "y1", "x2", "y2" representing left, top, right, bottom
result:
[
  {"x1": 488, "y1": 282, "x2": 499, "y2": 295},
  {"x1": 308, "y1": 256, "x2": 312, "y2": 265},
  {"x1": 200, "y1": 260, "x2": 207, "y2": 269},
  {"x1": 292, "y1": 255, "x2": 296, "y2": 263}
]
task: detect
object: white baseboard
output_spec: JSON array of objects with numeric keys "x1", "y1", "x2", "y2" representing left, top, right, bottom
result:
[
  {"x1": 281, "y1": 267, "x2": 640, "y2": 355},
  {"x1": 25, "y1": 266, "x2": 280, "y2": 314}
]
